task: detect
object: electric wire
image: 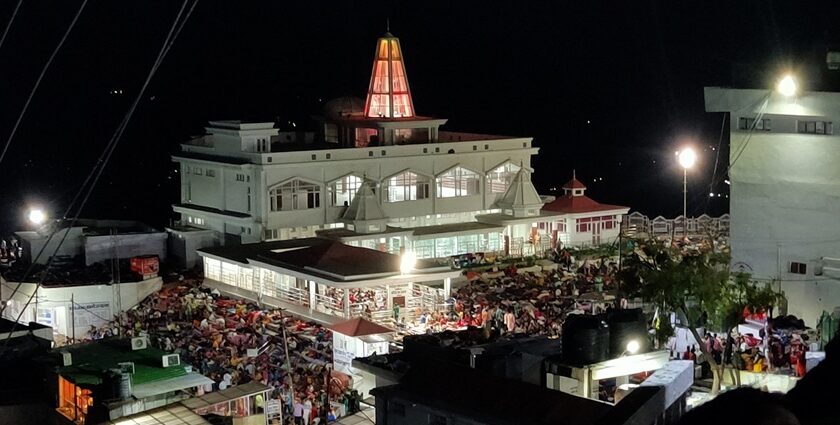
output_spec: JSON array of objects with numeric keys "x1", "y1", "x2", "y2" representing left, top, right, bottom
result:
[
  {"x1": 0, "y1": 0, "x2": 22, "y2": 51},
  {"x1": 2, "y1": 0, "x2": 198, "y2": 345},
  {"x1": 0, "y1": 0, "x2": 89, "y2": 166}
]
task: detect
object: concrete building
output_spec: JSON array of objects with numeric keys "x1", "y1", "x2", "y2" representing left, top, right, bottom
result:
[
  {"x1": 15, "y1": 219, "x2": 167, "y2": 266},
  {"x1": 541, "y1": 174, "x2": 629, "y2": 247},
  {"x1": 705, "y1": 86, "x2": 840, "y2": 325}
]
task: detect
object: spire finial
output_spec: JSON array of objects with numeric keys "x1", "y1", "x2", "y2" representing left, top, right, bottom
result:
[
  {"x1": 573, "y1": 169, "x2": 576, "y2": 180},
  {"x1": 386, "y1": 18, "x2": 390, "y2": 32}
]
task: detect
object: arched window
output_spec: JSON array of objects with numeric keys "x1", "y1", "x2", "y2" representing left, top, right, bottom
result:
[
  {"x1": 436, "y1": 166, "x2": 480, "y2": 198},
  {"x1": 269, "y1": 179, "x2": 321, "y2": 211},
  {"x1": 486, "y1": 162, "x2": 521, "y2": 193},
  {"x1": 384, "y1": 171, "x2": 430, "y2": 202},
  {"x1": 328, "y1": 175, "x2": 364, "y2": 207}
]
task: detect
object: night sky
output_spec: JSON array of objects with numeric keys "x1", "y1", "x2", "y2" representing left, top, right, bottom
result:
[{"x1": 2, "y1": 1, "x2": 840, "y2": 232}]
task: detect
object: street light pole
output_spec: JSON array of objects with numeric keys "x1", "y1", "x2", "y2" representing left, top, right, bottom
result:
[{"x1": 683, "y1": 168, "x2": 688, "y2": 238}]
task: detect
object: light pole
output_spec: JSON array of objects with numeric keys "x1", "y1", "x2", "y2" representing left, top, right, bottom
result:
[{"x1": 678, "y1": 148, "x2": 696, "y2": 238}]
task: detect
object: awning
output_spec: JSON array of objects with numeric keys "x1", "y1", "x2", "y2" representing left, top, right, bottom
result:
[
  {"x1": 180, "y1": 381, "x2": 272, "y2": 411},
  {"x1": 131, "y1": 372, "x2": 214, "y2": 399},
  {"x1": 109, "y1": 403, "x2": 210, "y2": 425}
]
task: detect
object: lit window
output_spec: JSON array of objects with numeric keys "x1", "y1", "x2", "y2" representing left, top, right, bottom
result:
[
  {"x1": 194, "y1": 217, "x2": 205, "y2": 226},
  {"x1": 576, "y1": 218, "x2": 592, "y2": 233},
  {"x1": 269, "y1": 179, "x2": 321, "y2": 211},
  {"x1": 384, "y1": 171, "x2": 430, "y2": 202},
  {"x1": 329, "y1": 175, "x2": 364, "y2": 207},
  {"x1": 436, "y1": 166, "x2": 480, "y2": 198},
  {"x1": 486, "y1": 162, "x2": 521, "y2": 194}
]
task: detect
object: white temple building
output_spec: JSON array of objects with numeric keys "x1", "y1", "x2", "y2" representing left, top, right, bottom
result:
[{"x1": 169, "y1": 32, "x2": 629, "y2": 269}]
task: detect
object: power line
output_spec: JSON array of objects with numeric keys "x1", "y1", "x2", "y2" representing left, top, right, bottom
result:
[
  {"x1": 0, "y1": 0, "x2": 88, "y2": 166},
  {"x1": 0, "y1": 0, "x2": 22, "y2": 51},
  {"x1": 2, "y1": 0, "x2": 198, "y2": 346}
]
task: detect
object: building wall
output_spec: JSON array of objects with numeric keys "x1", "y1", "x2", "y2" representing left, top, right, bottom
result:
[
  {"x1": 84, "y1": 233, "x2": 168, "y2": 265},
  {"x1": 175, "y1": 137, "x2": 537, "y2": 241},
  {"x1": 1, "y1": 277, "x2": 162, "y2": 339},
  {"x1": 706, "y1": 87, "x2": 840, "y2": 326}
]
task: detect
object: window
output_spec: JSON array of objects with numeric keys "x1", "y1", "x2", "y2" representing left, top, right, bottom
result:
[
  {"x1": 311, "y1": 154, "x2": 317, "y2": 160},
  {"x1": 789, "y1": 262, "x2": 807, "y2": 275},
  {"x1": 576, "y1": 218, "x2": 591, "y2": 233},
  {"x1": 329, "y1": 175, "x2": 364, "y2": 206},
  {"x1": 205, "y1": 169, "x2": 216, "y2": 177},
  {"x1": 193, "y1": 166, "x2": 203, "y2": 175},
  {"x1": 326, "y1": 153, "x2": 331, "y2": 159},
  {"x1": 601, "y1": 215, "x2": 615, "y2": 229},
  {"x1": 384, "y1": 171, "x2": 430, "y2": 202},
  {"x1": 236, "y1": 173, "x2": 246, "y2": 182},
  {"x1": 269, "y1": 179, "x2": 321, "y2": 211},
  {"x1": 738, "y1": 117, "x2": 772, "y2": 131},
  {"x1": 797, "y1": 120, "x2": 833, "y2": 135},
  {"x1": 435, "y1": 147, "x2": 440, "y2": 153},
  {"x1": 486, "y1": 162, "x2": 521, "y2": 193},
  {"x1": 436, "y1": 166, "x2": 480, "y2": 198}
]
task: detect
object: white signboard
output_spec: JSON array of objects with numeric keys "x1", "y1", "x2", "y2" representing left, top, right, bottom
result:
[
  {"x1": 74, "y1": 302, "x2": 111, "y2": 328},
  {"x1": 265, "y1": 399, "x2": 282, "y2": 418}
]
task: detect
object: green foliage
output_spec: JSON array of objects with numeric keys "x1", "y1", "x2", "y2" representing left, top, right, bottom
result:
[{"x1": 619, "y1": 238, "x2": 780, "y2": 334}]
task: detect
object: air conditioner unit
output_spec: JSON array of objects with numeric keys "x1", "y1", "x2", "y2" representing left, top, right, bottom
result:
[
  {"x1": 162, "y1": 354, "x2": 181, "y2": 368},
  {"x1": 131, "y1": 337, "x2": 148, "y2": 351},
  {"x1": 60, "y1": 351, "x2": 72, "y2": 366}
]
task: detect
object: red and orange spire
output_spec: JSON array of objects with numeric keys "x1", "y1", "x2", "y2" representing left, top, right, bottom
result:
[{"x1": 364, "y1": 32, "x2": 415, "y2": 118}]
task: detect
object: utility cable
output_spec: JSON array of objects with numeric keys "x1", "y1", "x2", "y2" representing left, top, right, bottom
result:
[
  {"x1": 2, "y1": 0, "x2": 198, "y2": 345},
  {"x1": 0, "y1": 0, "x2": 22, "y2": 51},
  {"x1": 0, "y1": 0, "x2": 88, "y2": 166}
]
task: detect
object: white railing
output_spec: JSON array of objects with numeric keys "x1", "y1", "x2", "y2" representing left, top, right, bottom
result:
[
  {"x1": 623, "y1": 213, "x2": 730, "y2": 237},
  {"x1": 275, "y1": 286, "x2": 309, "y2": 307},
  {"x1": 313, "y1": 293, "x2": 344, "y2": 317}
]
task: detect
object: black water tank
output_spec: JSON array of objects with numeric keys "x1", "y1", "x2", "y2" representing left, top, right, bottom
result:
[
  {"x1": 562, "y1": 314, "x2": 610, "y2": 365},
  {"x1": 607, "y1": 308, "x2": 648, "y2": 356}
]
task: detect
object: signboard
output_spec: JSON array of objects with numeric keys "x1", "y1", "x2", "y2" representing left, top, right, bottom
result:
[
  {"x1": 265, "y1": 399, "x2": 282, "y2": 418},
  {"x1": 74, "y1": 302, "x2": 111, "y2": 328},
  {"x1": 37, "y1": 308, "x2": 54, "y2": 327}
]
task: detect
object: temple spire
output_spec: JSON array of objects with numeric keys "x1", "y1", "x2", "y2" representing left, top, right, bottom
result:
[{"x1": 364, "y1": 32, "x2": 415, "y2": 118}]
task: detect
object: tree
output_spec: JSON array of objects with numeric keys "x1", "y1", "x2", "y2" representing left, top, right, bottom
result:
[{"x1": 618, "y1": 238, "x2": 780, "y2": 394}]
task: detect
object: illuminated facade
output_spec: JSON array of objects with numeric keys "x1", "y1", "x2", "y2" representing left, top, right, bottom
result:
[
  {"x1": 170, "y1": 32, "x2": 547, "y2": 265},
  {"x1": 705, "y1": 87, "x2": 840, "y2": 325}
]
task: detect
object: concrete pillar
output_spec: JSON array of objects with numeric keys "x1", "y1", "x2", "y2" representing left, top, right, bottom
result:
[
  {"x1": 308, "y1": 280, "x2": 316, "y2": 309},
  {"x1": 343, "y1": 290, "x2": 351, "y2": 318},
  {"x1": 444, "y1": 277, "x2": 452, "y2": 298}
]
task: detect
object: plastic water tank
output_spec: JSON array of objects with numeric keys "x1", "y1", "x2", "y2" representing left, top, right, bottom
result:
[
  {"x1": 607, "y1": 308, "x2": 648, "y2": 356},
  {"x1": 562, "y1": 314, "x2": 610, "y2": 365},
  {"x1": 105, "y1": 370, "x2": 132, "y2": 400}
]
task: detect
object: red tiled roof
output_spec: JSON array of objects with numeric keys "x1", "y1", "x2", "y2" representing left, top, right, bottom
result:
[
  {"x1": 562, "y1": 177, "x2": 587, "y2": 190},
  {"x1": 542, "y1": 194, "x2": 629, "y2": 214},
  {"x1": 328, "y1": 317, "x2": 394, "y2": 337}
]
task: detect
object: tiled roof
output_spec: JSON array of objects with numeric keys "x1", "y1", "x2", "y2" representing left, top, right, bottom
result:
[
  {"x1": 542, "y1": 195, "x2": 628, "y2": 214},
  {"x1": 328, "y1": 317, "x2": 394, "y2": 337}
]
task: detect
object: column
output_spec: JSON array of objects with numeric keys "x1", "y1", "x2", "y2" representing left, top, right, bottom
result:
[
  {"x1": 343, "y1": 290, "x2": 351, "y2": 318},
  {"x1": 444, "y1": 277, "x2": 452, "y2": 298},
  {"x1": 308, "y1": 280, "x2": 316, "y2": 309}
]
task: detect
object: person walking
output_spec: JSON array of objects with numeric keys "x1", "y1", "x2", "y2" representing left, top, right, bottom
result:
[
  {"x1": 293, "y1": 397, "x2": 304, "y2": 425},
  {"x1": 302, "y1": 397, "x2": 312, "y2": 425},
  {"x1": 504, "y1": 308, "x2": 516, "y2": 334}
]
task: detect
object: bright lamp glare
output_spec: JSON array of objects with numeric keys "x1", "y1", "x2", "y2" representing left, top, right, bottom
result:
[
  {"x1": 778, "y1": 75, "x2": 797, "y2": 97},
  {"x1": 28, "y1": 208, "x2": 46, "y2": 225},
  {"x1": 626, "y1": 340, "x2": 640, "y2": 354},
  {"x1": 400, "y1": 251, "x2": 416, "y2": 274},
  {"x1": 678, "y1": 148, "x2": 696, "y2": 169}
]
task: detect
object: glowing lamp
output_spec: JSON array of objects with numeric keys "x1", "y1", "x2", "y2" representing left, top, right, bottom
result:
[
  {"x1": 28, "y1": 208, "x2": 46, "y2": 225},
  {"x1": 777, "y1": 75, "x2": 797, "y2": 97},
  {"x1": 626, "y1": 340, "x2": 640, "y2": 355},
  {"x1": 678, "y1": 148, "x2": 696, "y2": 170},
  {"x1": 400, "y1": 251, "x2": 416, "y2": 274}
]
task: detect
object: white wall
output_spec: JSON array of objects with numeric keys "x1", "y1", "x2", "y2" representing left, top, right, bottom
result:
[
  {"x1": 707, "y1": 88, "x2": 840, "y2": 326},
  {"x1": 84, "y1": 233, "x2": 167, "y2": 265},
  {"x1": 1, "y1": 277, "x2": 162, "y2": 339}
]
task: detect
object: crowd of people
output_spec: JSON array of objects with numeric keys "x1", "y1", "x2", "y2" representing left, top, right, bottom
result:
[
  {"x1": 117, "y1": 280, "x2": 358, "y2": 424},
  {"x1": 411, "y1": 253, "x2": 622, "y2": 338}
]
